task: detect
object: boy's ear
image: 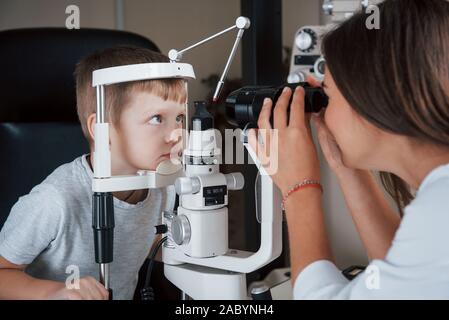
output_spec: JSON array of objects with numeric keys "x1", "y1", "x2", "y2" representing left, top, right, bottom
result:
[
  {"x1": 86, "y1": 114, "x2": 113, "y2": 146},
  {"x1": 87, "y1": 113, "x2": 96, "y2": 142}
]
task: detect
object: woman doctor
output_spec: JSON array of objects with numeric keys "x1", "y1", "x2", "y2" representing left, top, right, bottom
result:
[{"x1": 249, "y1": 0, "x2": 449, "y2": 299}]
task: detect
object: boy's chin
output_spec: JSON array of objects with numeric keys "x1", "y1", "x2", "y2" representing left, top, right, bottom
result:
[
  {"x1": 133, "y1": 157, "x2": 180, "y2": 172},
  {"x1": 155, "y1": 158, "x2": 182, "y2": 169},
  {"x1": 131, "y1": 161, "x2": 156, "y2": 172},
  {"x1": 138, "y1": 161, "x2": 168, "y2": 172}
]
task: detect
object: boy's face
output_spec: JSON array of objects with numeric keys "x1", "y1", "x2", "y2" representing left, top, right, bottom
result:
[{"x1": 109, "y1": 91, "x2": 185, "y2": 173}]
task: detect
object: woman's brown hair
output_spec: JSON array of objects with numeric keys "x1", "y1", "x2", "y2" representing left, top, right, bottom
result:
[{"x1": 322, "y1": 0, "x2": 449, "y2": 215}]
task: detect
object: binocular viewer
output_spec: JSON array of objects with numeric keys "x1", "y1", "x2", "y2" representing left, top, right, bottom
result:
[{"x1": 225, "y1": 82, "x2": 328, "y2": 129}]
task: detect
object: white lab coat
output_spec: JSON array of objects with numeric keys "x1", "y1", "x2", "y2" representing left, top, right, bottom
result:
[{"x1": 294, "y1": 163, "x2": 449, "y2": 299}]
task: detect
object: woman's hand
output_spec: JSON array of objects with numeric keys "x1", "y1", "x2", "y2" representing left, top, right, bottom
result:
[
  {"x1": 306, "y1": 76, "x2": 354, "y2": 178},
  {"x1": 248, "y1": 85, "x2": 321, "y2": 195}
]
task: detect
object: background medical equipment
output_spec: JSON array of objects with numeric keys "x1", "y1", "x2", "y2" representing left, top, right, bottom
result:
[{"x1": 288, "y1": 0, "x2": 383, "y2": 83}]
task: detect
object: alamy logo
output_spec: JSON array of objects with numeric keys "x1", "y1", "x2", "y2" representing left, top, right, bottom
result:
[
  {"x1": 65, "y1": 265, "x2": 80, "y2": 289},
  {"x1": 365, "y1": 265, "x2": 380, "y2": 290},
  {"x1": 65, "y1": 5, "x2": 80, "y2": 30},
  {"x1": 365, "y1": 5, "x2": 380, "y2": 30}
]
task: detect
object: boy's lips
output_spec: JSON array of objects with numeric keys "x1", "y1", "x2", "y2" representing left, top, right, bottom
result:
[{"x1": 159, "y1": 153, "x2": 172, "y2": 160}]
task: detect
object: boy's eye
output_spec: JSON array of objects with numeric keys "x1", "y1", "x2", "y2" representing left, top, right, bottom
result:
[
  {"x1": 176, "y1": 114, "x2": 185, "y2": 124},
  {"x1": 149, "y1": 115, "x2": 162, "y2": 125}
]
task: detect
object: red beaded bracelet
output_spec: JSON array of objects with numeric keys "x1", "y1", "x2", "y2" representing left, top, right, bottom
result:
[{"x1": 281, "y1": 179, "x2": 323, "y2": 210}]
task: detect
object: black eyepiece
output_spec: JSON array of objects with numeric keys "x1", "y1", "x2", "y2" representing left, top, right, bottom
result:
[{"x1": 225, "y1": 83, "x2": 328, "y2": 129}]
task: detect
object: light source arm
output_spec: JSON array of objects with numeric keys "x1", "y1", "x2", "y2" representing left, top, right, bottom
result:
[{"x1": 168, "y1": 16, "x2": 250, "y2": 102}]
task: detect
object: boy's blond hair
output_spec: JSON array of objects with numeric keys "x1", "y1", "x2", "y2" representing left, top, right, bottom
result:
[{"x1": 74, "y1": 46, "x2": 187, "y2": 141}]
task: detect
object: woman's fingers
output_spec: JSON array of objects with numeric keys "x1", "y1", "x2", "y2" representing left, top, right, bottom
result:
[
  {"x1": 313, "y1": 114, "x2": 326, "y2": 145},
  {"x1": 313, "y1": 113, "x2": 331, "y2": 148},
  {"x1": 248, "y1": 128, "x2": 271, "y2": 167},
  {"x1": 254, "y1": 97, "x2": 276, "y2": 167},
  {"x1": 274, "y1": 87, "x2": 293, "y2": 128},
  {"x1": 306, "y1": 74, "x2": 322, "y2": 88},
  {"x1": 258, "y1": 98, "x2": 273, "y2": 130},
  {"x1": 289, "y1": 86, "x2": 306, "y2": 128},
  {"x1": 313, "y1": 114, "x2": 344, "y2": 171}
]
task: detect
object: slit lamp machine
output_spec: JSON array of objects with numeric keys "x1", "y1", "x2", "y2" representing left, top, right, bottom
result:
[{"x1": 90, "y1": 16, "x2": 286, "y2": 300}]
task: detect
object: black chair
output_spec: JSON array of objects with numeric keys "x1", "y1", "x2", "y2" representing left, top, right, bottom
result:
[{"x1": 0, "y1": 28, "x2": 159, "y2": 229}]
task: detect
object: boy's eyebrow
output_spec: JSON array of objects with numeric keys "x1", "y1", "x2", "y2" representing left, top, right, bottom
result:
[{"x1": 142, "y1": 104, "x2": 185, "y2": 115}]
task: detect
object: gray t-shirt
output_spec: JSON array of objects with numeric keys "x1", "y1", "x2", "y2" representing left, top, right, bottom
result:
[{"x1": 0, "y1": 155, "x2": 175, "y2": 300}]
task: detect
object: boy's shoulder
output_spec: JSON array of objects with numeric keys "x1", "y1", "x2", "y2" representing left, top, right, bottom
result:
[
  {"x1": 0, "y1": 155, "x2": 92, "y2": 265},
  {"x1": 25, "y1": 155, "x2": 91, "y2": 208}
]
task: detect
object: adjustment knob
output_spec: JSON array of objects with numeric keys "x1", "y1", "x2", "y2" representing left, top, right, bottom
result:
[
  {"x1": 225, "y1": 173, "x2": 245, "y2": 190},
  {"x1": 314, "y1": 56, "x2": 326, "y2": 80},
  {"x1": 174, "y1": 177, "x2": 201, "y2": 195},
  {"x1": 171, "y1": 215, "x2": 191, "y2": 246},
  {"x1": 287, "y1": 71, "x2": 306, "y2": 84},
  {"x1": 295, "y1": 29, "x2": 317, "y2": 52}
]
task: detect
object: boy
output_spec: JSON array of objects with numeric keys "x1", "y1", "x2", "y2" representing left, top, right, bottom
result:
[{"x1": 0, "y1": 46, "x2": 186, "y2": 300}]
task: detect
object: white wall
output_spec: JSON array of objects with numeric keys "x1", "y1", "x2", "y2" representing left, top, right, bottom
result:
[
  {"x1": 0, "y1": 0, "x2": 368, "y2": 268},
  {"x1": 0, "y1": 0, "x2": 116, "y2": 30}
]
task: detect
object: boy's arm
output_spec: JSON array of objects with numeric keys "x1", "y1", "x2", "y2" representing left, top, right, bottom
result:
[
  {"x1": 0, "y1": 255, "x2": 64, "y2": 299},
  {"x1": 0, "y1": 185, "x2": 109, "y2": 300},
  {"x1": 0, "y1": 255, "x2": 109, "y2": 300}
]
